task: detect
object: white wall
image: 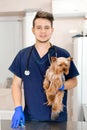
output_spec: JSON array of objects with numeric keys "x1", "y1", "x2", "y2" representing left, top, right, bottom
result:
[
  {"x1": 0, "y1": 0, "x2": 51, "y2": 12},
  {"x1": 23, "y1": 11, "x2": 36, "y2": 47},
  {"x1": 51, "y1": 18, "x2": 84, "y2": 55}
]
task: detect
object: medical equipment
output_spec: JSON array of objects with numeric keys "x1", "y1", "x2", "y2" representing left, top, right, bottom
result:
[{"x1": 24, "y1": 44, "x2": 57, "y2": 76}]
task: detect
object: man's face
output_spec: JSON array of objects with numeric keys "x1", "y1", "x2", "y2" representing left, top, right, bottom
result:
[{"x1": 32, "y1": 18, "x2": 54, "y2": 43}]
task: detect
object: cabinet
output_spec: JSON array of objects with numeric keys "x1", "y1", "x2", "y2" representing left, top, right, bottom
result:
[{"x1": 0, "y1": 88, "x2": 24, "y2": 119}]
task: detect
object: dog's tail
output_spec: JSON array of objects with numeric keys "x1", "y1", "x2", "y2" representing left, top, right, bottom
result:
[
  {"x1": 51, "y1": 111, "x2": 59, "y2": 120},
  {"x1": 51, "y1": 105, "x2": 63, "y2": 120}
]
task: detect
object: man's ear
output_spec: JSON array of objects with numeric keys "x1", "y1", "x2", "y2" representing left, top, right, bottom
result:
[
  {"x1": 51, "y1": 27, "x2": 54, "y2": 33},
  {"x1": 51, "y1": 57, "x2": 57, "y2": 62},
  {"x1": 32, "y1": 27, "x2": 35, "y2": 34}
]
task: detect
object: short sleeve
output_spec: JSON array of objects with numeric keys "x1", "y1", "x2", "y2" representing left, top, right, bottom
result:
[
  {"x1": 9, "y1": 51, "x2": 22, "y2": 78},
  {"x1": 65, "y1": 60, "x2": 79, "y2": 80}
]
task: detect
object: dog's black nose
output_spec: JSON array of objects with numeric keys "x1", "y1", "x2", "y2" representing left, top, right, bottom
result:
[{"x1": 63, "y1": 68, "x2": 66, "y2": 71}]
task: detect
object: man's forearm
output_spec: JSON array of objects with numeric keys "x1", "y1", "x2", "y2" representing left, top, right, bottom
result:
[
  {"x1": 64, "y1": 77, "x2": 78, "y2": 90},
  {"x1": 11, "y1": 75, "x2": 22, "y2": 107},
  {"x1": 12, "y1": 84, "x2": 22, "y2": 107}
]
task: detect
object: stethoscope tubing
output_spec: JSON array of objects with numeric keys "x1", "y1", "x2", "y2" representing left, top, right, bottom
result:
[
  {"x1": 24, "y1": 44, "x2": 57, "y2": 76},
  {"x1": 26, "y1": 45, "x2": 34, "y2": 70},
  {"x1": 24, "y1": 45, "x2": 34, "y2": 76}
]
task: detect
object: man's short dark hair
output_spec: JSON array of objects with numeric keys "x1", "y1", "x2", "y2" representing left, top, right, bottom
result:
[{"x1": 33, "y1": 10, "x2": 54, "y2": 27}]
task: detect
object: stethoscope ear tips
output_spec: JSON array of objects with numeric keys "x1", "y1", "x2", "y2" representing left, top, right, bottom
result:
[{"x1": 24, "y1": 70, "x2": 30, "y2": 76}]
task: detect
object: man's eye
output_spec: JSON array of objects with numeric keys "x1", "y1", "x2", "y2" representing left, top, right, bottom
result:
[
  {"x1": 45, "y1": 27, "x2": 50, "y2": 29},
  {"x1": 37, "y1": 27, "x2": 41, "y2": 29}
]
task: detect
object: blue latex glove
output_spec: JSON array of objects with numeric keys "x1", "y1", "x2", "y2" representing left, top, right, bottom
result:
[
  {"x1": 59, "y1": 84, "x2": 65, "y2": 91},
  {"x1": 11, "y1": 106, "x2": 25, "y2": 128}
]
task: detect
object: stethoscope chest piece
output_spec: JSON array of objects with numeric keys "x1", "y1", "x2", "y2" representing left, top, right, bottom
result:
[{"x1": 24, "y1": 70, "x2": 30, "y2": 76}]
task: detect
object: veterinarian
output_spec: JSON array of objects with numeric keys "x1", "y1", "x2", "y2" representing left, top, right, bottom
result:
[{"x1": 9, "y1": 10, "x2": 79, "y2": 128}]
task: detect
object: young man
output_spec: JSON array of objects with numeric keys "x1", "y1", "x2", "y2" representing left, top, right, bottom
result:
[{"x1": 9, "y1": 10, "x2": 79, "y2": 128}]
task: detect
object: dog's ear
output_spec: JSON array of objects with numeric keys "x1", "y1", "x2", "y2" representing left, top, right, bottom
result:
[
  {"x1": 51, "y1": 57, "x2": 57, "y2": 62},
  {"x1": 67, "y1": 57, "x2": 73, "y2": 61}
]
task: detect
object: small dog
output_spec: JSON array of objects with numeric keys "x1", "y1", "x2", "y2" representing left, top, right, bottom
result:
[{"x1": 43, "y1": 56, "x2": 72, "y2": 120}]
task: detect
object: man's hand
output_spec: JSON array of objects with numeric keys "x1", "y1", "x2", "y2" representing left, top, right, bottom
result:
[
  {"x1": 59, "y1": 84, "x2": 65, "y2": 91},
  {"x1": 11, "y1": 106, "x2": 25, "y2": 128}
]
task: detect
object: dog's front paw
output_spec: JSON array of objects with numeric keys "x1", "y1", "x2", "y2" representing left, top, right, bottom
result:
[
  {"x1": 43, "y1": 79, "x2": 50, "y2": 90},
  {"x1": 48, "y1": 94, "x2": 55, "y2": 101},
  {"x1": 46, "y1": 94, "x2": 55, "y2": 105}
]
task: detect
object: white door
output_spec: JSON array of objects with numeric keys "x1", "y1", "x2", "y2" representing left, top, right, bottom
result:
[{"x1": 0, "y1": 17, "x2": 23, "y2": 86}]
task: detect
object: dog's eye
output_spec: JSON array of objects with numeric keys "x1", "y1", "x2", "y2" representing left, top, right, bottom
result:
[
  {"x1": 58, "y1": 63, "x2": 68, "y2": 67},
  {"x1": 65, "y1": 64, "x2": 68, "y2": 67},
  {"x1": 58, "y1": 64, "x2": 62, "y2": 67}
]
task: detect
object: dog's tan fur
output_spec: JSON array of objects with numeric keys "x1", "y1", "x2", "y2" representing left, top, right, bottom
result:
[{"x1": 43, "y1": 57, "x2": 72, "y2": 120}]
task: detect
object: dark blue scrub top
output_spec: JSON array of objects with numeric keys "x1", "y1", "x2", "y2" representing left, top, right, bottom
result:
[{"x1": 9, "y1": 45, "x2": 79, "y2": 122}]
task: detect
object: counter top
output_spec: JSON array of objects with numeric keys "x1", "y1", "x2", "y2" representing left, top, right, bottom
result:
[{"x1": 0, "y1": 120, "x2": 87, "y2": 130}]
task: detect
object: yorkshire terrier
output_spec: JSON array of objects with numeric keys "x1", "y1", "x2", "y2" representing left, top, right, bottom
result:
[{"x1": 43, "y1": 56, "x2": 72, "y2": 120}]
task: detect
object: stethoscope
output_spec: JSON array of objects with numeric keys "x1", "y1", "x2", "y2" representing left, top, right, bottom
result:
[{"x1": 24, "y1": 44, "x2": 57, "y2": 76}]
